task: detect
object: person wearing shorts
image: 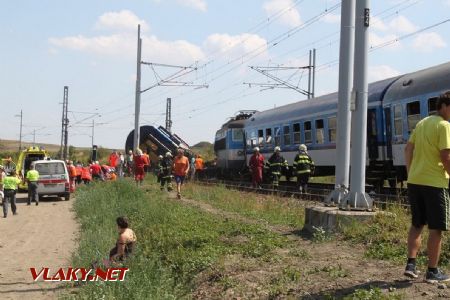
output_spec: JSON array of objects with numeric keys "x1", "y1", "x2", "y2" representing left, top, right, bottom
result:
[
  {"x1": 404, "y1": 91, "x2": 450, "y2": 283},
  {"x1": 173, "y1": 148, "x2": 189, "y2": 199}
]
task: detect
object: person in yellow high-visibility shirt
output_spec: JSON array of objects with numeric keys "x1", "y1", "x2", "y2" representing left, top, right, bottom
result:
[
  {"x1": 3, "y1": 171, "x2": 21, "y2": 218},
  {"x1": 26, "y1": 164, "x2": 40, "y2": 206}
]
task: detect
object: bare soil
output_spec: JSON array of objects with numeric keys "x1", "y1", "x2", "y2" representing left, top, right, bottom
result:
[
  {"x1": 0, "y1": 193, "x2": 78, "y2": 299},
  {"x1": 172, "y1": 193, "x2": 450, "y2": 299}
]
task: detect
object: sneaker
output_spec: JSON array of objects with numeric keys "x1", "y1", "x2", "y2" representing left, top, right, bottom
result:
[
  {"x1": 404, "y1": 263, "x2": 419, "y2": 278},
  {"x1": 177, "y1": 193, "x2": 181, "y2": 199},
  {"x1": 13, "y1": 212, "x2": 18, "y2": 216},
  {"x1": 425, "y1": 269, "x2": 450, "y2": 283}
]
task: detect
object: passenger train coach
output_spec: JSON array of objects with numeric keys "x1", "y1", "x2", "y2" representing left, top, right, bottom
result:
[{"x1": 214, "y1": 62, "x2": 450, "y2": 188}]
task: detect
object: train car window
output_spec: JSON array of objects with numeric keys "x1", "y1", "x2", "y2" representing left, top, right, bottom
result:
[
  {"x1": 232, "y1": 129, "x2": 244, "y2": 142},
  {"x1": 274, "y1": 127, "x2": 281, "y2": 146},
  {"x1": 315, "y1": 119, "x2": 324, "y2": 144},
  {"x1": 249, "y1": 130, "x2": 257, "y2": 148},
  {"x1": 304, "y1": 121, "x2": 312, "y2": 144},
  {"x1": 265, "y1": 128, "x2": 272, "y2": 145},
  {"x1": 393, "y1": 105, "x2": 403, "y2": 136},
  {"x1": 428, "y1": 97, "x2": 437, "y2": 115},
  {"x1": 328, "y1": 117, "x2": 336, "y2": 142},
  {"x1": 258, "y1": 130, "x2": 264, "y2": 147},
  {"x1": 407, "y1": 101, "x2": 421, "y2": 133},
  {"x1": 283, "y1": 125, "x2": 291, "y2": 145},
  {"x1": 293, "y1": 123, "x2": 301, "y2": 144}
]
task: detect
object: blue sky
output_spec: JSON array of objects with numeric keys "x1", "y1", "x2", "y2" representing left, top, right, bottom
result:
[{"x1": 1, "y1": 0, "x2": 450, "y2": 149}]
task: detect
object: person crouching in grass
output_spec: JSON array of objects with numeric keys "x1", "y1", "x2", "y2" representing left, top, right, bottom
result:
[{"x1": 106, "y1": 216, "x2": 137, "y2": 267}]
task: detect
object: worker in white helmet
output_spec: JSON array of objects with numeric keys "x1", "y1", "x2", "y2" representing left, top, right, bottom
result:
[
  {"x1": 293, "y1": 144, "x2": 315, "y2": 193},
  {"x1": 249, "y1": 146, "x2": 264, "y2": 188},
  {"x1": 268, "y1": 146, "x2": 288, "y2": 189}
]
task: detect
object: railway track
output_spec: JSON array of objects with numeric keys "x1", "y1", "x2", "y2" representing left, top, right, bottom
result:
[{"x1": 196, "y1": 177, "x2": 409, "y2": 209}]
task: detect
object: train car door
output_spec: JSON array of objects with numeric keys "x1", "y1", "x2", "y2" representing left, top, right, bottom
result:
[
  {"x1": 367, "y1": 109, "x2": 378, "y2": 160},
  {"x1": 384, "y1": 107, "x2": 393, "y2": 159}
]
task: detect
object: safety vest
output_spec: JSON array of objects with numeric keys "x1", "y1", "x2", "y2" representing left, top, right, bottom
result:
[
  {"x1": 3, "y1": 176, "x2": 21, "y2": 190},
  {"x1": 195, "y1": 158, "x2": 204, "y2": 170},
  {"x1": 68, "y1": 165, "x2": 77, "y2": 178},
  {"x1": 26, "y1": 169, "x2": 39, "y2": 182},
  {"x1": 81, "y1": 167, "x2": 92, "y2": 180},
  {"x1": 268, "y1": 154, "x2": 288, "y2": 175},
  {"x1": 293, "y1": 152, "x2": 314, "y2": 174}
]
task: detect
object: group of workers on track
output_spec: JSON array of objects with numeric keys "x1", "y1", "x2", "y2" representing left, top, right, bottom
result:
[{"x1": 249, "y1": 144, "x2": 315, "y2": 193}]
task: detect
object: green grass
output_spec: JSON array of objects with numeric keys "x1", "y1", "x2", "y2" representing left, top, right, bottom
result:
[
  {"x1": 341, "y1": 204, "x2": 450, "y2": 268},
  {"x1": 65, "y1": 179, "x2": 287, "y2": 299},
  {"x1": 183, "y1": 183, "x2": 306, "y2": 228}
]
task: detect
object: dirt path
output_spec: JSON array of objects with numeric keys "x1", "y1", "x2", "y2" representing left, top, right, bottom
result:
[
  {"x1": 0, "y1": 194, "x2": 78, "y2": 300},
  {"x1": 170, "y1": 192, "x2": 450, "y2": 299}
]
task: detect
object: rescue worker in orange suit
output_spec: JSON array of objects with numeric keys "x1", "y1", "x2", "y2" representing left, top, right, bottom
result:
[
  {"x1": 194, "y1": 154, "x2": 204, "y2": 180},
  {"x1": 293, "y1": 144, "x2": 315, "y2": 194},
  {"x1": 90, "y1": 161, "x2": 103, "y2": 181},
  {"x1": 268, "y1": 146, "x2": 288, "y2": 189},
  {"x1": 249, "y1": 147, "x2": 265, "y2": 188},
  {"x1": 108, "y1": 151, "x2": 119, "y2": 169},
  {"x1": 67, "y1": 161, "x2": 77, "y2": 192},
  {"x1": 81, "y1": 166, "x2": 92, "y2": 184},
  {"x1": 142, "y1": 150, "x2": 151, "y2": 173},
  {"x1": 75, "y1": 161, "x2": 83, "y2": 185},
  {"x1": 133, "y1": 149, "x2": 146, "y2": 186}
]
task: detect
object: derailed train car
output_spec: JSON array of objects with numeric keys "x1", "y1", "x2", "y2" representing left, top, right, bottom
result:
[
  {"x1": 214, "y1": 61, "x2": 450, "y2": 188},
  {"x1": 125, "y1": 125, "x2": 192, "y2": 164}
]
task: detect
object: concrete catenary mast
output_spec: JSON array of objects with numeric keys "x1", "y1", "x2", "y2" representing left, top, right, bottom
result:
[
  {"x1": 343, "y1": 0, "x2": 373, "y2": 210},
  {"x1": 325, "y1": 0, "x2": 356, "y2": 205}
]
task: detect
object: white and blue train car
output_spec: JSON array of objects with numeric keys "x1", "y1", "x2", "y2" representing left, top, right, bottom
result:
[
  {"x1": 243, "y1": 77, "x2": 397, "y2": 178},
  {"x1": 214, "y1": 61, "x2": 450, "y2": 187},
  {"x1": 382, "y1": 62, "x2": 450, "y2": 183}
]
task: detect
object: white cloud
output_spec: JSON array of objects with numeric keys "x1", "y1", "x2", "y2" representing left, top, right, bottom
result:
[
  {"x1": 369, "y1": 65, "x2": 401, "y2": 82},
  {"x1": 203, "y1": 33, "x2": 268, "y2": 59},
  {"x1": 49, "y1": 33, "x2": 205, "y2": 65},
  {"x1": 388, "y1": 15, "x2": 417, "y2": 34},
  {"x1": 177, "y1": 0, "x2": 207, "y2": 12},
  {"x1": 263, "y1": 0, "x2": 301, "y2": 27},
  {"x1": 142, "y1": 35, "x2": 205, "y2": 63},
  {"x1": 371, "y1": 16, "x2": 388, "y2": 31},
  {"x1": 322, "y1": 13, "x2": 340, "y2": 24},
  {"x1": 49, "y1": 34, "x2": 134, "y2": 56},
  {"x1": 49, "y1": 10, "x2": 206, "y2": 64},
  {"x1": 412, "y1": 32, "x2": 446, "y2": 52},
  {"x1": 94, "y1": 10, "x2": 149, "y2": 32}
]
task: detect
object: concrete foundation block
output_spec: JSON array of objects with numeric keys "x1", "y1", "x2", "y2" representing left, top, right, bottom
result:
[{"x1": 304, "y1": 206, "x2": 378, "y2": 233}]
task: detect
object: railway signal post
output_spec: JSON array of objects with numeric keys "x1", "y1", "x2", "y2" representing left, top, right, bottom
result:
[
  {"x1": 325, "y1": 0, "x2": 356, "y2": 206},
  {"x1": 343, "y1": 0, "x2": 373, "y2": 210}
]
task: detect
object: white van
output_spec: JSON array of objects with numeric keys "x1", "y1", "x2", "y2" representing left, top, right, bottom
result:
[{"x1": 32, "y1": 160, "x2": 70, "y2": 201}]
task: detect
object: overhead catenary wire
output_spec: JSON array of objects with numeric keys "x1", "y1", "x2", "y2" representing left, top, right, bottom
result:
[
  {"x1": 94, "y1": 0, "x2": 433, "y2": 141},
  {"x1": 140, "y1": 0, "x2": 422, "y2": 122}
]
